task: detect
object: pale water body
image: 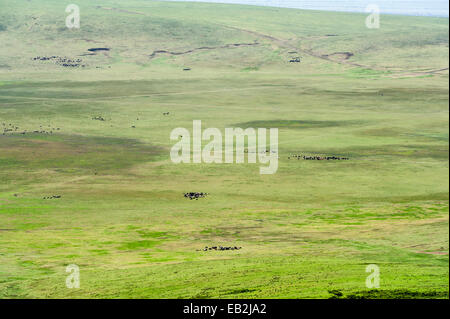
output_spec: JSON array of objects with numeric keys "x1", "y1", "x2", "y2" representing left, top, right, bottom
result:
[{"x1": 165, "y1": 0, "x2": 449, "y2": 17}]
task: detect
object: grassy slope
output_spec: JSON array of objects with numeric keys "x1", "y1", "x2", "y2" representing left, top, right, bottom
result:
[{"x1": 0, "y1": 0, "x2": 448, "y2": 298}]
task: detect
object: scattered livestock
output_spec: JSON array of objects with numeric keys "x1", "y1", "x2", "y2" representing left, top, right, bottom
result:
[
  {"x1": 184, "y1": 192, "x2": 208, "y2": 200},
  {"x1": 2, "y1": 123, "x2": 59, "y2": 136},
  {"x1": 43, "y1": 195, "x2": 61, "y2": 199},
  {"x1": 288, "y1": 154, "x2": 349, "y2": 161},
  {"x1": 32, "y1": 56, "x2": 57, "y2": 61},
  {"x1": 92, "y1": 116, "x2": 106, "y2": 121},
  {"x1": 32, "y1": 56, "x2": 84, "y2": 68},
  {"x1": 289, "y1": 57, "x2": 301, "y2": 63},
  {"x1": 198, "y1": 246, "x2": 242, "y2": 252},
  {"x1": 163, "y1": 112, "x2": 170, "y2": 116}
]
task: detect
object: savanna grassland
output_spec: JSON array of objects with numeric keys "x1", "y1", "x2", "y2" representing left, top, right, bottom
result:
[{"x1": 0, "y1": 0, "x2": 448, "y2": 299}]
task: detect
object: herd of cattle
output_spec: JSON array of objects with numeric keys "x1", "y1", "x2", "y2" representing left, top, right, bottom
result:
[
  {"x1": 288, "y1": 154, "x2": 349, "y2": 161},
  {"x1": 198, "y1": 246, "x2": 242, "y2": 252},
  {"x1": 32, "y1": 56, "x2": 85, "y2": 68},
  {"x1": 184, "y1": 192, "x2": 208, "y2": 200},
  {"x1": 43, "y1": 195, "x2": 61, "y2": 199},
  {"x1": 2, "y1": 123, "x2": 60, "y2": 135}
]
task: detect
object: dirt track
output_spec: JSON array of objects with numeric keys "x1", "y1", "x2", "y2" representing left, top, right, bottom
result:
[{"x1": 149, "y1": 42, "x2": 260, "y2": 59}]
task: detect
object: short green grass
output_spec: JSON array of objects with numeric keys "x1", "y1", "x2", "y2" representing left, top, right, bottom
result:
[{"x1": 0, "y1": 0, "x2": 448, "y2": 299}]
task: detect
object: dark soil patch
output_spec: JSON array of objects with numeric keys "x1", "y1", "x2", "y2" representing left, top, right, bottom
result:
[
  {"x1": 0, "y1": 134, "x2": 165, "y2": 172},
  {"x1": 224, "y1": 288, "x2": 257, "y2": 295},
  {"x1": 88, "y1": 48, "x2": 110, "y2": 52}
]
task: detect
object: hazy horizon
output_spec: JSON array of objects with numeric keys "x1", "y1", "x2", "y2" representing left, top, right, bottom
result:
[{"x1": 163, "y1": 0, "x2": 449, "y2": 17}]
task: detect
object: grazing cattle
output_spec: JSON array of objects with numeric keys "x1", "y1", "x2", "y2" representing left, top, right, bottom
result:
[
  {"x1": 288, "y1": 154, "x2": 349, "y2": 161},
  {"x1": 43, "y1": 195, "x2": 61, "y2": 200},
  {"x1": 199, "y1": 246, "x2": 242, "y2": 252},
  {"x1": 184, "y1": 192, "x2": 208, "y2": 200}
]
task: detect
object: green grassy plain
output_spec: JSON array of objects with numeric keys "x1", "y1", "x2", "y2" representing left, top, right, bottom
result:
[{"x1": 0, "y1": 0, "x2": 448, "y2": 298}]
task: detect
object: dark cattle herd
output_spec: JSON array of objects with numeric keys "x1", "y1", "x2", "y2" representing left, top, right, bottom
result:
[
  {"x1": 198, "y1": 246, "x2": 242, "y2": 252},
  {"x1": 32, "y1": 48, "x2": 110, "y2": 68},
  {"x1": 43, "y1": 195, "x2": 61, "y2": 199},
  {"x1": 184, "y1": 192, "x2": 208, "y2": 200},
  {"x1": 32, "y1": 56, "x2": 85, "y2": 68},
  {"x1": 288, "y1": 154, "x2": 349, "y2": 161}
]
